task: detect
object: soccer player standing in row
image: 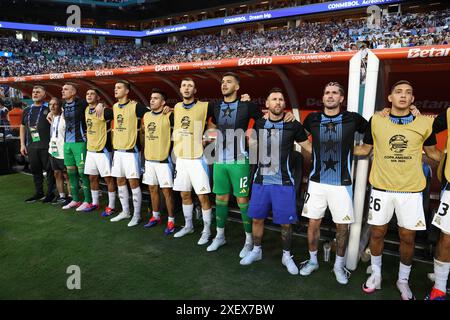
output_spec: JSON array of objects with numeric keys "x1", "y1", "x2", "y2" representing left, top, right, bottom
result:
[
  {"x1": 172, "y1": 78, "x2": 213, "y2": 244},
  {"x1": 61, "y1": 83, "x2": 92, "y2": 211},
  {"x1": 142, "y1": 88, "x2": 176, "y2": 235},
  {"x1": 240, "y1": 88, "x2": 311, "y2": 274},
  {"x1": 425, "y1": 109, "x2": 450, "y2": 300},
  {"x1": 83, "y1": 89, "x2": 117, "y2": 215},
  {"x1": 110, "y1": 81, "x2": 149, "y2": 227},
  {"x1": 355, "y1": 80, "x2": 442, "y2": 300},
  {"x1": 206, "y1": 73, "x2": 263, "y2": 257},
  {"x1": 300, "y1": 82, "x2": 368, "y2": 284}
]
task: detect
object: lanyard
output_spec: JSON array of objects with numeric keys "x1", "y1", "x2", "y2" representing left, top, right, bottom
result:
[
  {"x1": 52, "y1": 115, "x2": 61, "y2": 138},
  {"x1": 28, "y1": 104, "x2": 45, "y2": 128}
]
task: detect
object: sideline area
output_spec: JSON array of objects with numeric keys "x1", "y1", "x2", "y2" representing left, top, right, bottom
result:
[{"x1": 0, "y1": 173, "x2": 435, "y2": 300}]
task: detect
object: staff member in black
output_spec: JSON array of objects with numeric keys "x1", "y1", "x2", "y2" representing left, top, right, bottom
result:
[{"x1": 20, "y1": 85, "x2": 55, "y2": 203}]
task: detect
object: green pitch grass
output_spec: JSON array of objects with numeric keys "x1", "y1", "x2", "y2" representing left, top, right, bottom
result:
[{"x1": 0, "y1": 173, "x2": 435, "y2": 299}]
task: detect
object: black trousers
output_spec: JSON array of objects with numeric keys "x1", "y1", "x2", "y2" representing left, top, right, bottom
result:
[{"x1": 28, "y1": 146, "x2": 56, "y2": 196}]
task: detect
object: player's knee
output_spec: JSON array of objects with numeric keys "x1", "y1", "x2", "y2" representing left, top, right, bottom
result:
[
  {"x1": 117, "y1": 177, "x2": 127, "y2": 186},
  {"x1": 199, "y1": 198, "x2": 211, "y2": 209},
  {"x1": 149, "y1": 185, "x2": 159, "y2": 194},
  {"x1": 216, "y1": 194, "x2": 229, "y2": 202},
  {"x1": 440, "y1": 232, "x2": 450, "y2": 248},
  {"x1": 161, "y1": 188, "x2": 172, "y2": 198},
  {"x1": 308, "y1": 218, "x2": 321, "y2": 231},
  {"x1": 236, "y1": 196, "x2": 248, "y2": 205},
  {"x1": 180, "y1": 192, "x2": 191, "y2": 202},
  {"x1": 253, "y1": 218, "x2": 264, "y2": 226},
  {"x1": 399, "y1": 229, "x2": 415, "y2": 246},
  {"x1": 54, "y1": 170, "x2": 63, "y2": 179}
]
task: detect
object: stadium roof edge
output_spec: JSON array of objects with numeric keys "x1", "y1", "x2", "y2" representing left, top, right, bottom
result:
[
  {"x1": 1, "y1": 46, "x2": 449, "y2": 85},
  {"x1": 0, "y1": 0, "x2": 405, "y2": 38}
]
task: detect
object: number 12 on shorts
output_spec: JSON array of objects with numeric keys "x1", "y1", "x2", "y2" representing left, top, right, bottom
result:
[{"x1": 240, "y1": 177, "x2": 248, "y2": 189}]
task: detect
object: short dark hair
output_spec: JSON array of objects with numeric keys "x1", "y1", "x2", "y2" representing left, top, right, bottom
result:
[
  {"x1": 181, "y1": 77, "x2": 195, "y2": 86},
  {"x1": 324, "y1": 82, "x2": 345, "y2": 96},
  {"x1": 267, "y1": 87, "x2": 284, "y2": 99},
  {"x1": 151, "y1": 88, "x2": 167, "y2": 101},
  {"x1": 86, "y1": 88, "x2": 100, "y2": 96},
  {"x1": 116, "y1": 80, "x2": 131, "y2": 90},
  {"x1": 32, "y1": 85, "x2": 46, "y2": 92},
  {"x1": 223, "y1": 72, "x2": 240, "y2": 84},
  {"x1": 391, "y1": 80, "x2": 413, "y2": 93},
  {"x1": 63, "y1": 83, "x2": 77, "y2": 92}
]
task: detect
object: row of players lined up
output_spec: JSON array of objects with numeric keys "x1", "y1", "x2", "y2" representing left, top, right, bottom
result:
[{"x1": 20, "y1": 74, "x2": 449, "y2": 300}]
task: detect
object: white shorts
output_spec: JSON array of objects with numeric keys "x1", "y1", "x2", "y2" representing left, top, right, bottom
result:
[
  {"x1": 368, "y1": 188, "x2": 426, "y2": 231},
  {"x1": 142, "y1": 160, "x2": 174, "y2": 188},
  {"x1": 173, "y1": 158, "x2": 211, "y2": 194},
  {"x1": 84, "y1": 150, "x2": 112, "y2": 177},
  {"x1": 111, "y1": 151, "x2": 141, "y2": 179},
  {"x1": 432, "y1": 190, "x2": 450, "y2": 234},
  {"x1": 301, "y1": 181, "x2": 354, "y2": 224}
]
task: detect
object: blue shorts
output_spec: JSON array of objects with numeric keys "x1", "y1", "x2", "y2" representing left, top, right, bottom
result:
[{"x1": 248, "y1": 183, "x2": 298, "y2": 225}]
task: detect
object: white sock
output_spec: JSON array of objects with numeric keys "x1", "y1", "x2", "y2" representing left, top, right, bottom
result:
[
  {"x1": 371, "y1": 255, "x2": 382, "y2": 275},
  {"x1": 182, "y1": 204, "x2": 194, "y2": 229},
  {"x1": 334, "y1": 255, "x2": 345, "y2": 270},
  {"x1": 216, "y1": 227, "x2": 225, "y2": 238},
  {"x1": 309, "y1": 250, "x2": 318, "y2": 264},
  {"x1": 118, "y1": 185, "x2": 130, "y2": 214},
  {"x1": 91, "y1": 190, "x2": 99, "y2": 206},
  {"x1": 59, "y1": 193, "x2": 65, "y2": 198},
  {"x1": 253, "y1": 245, "x2": 262, "y2": 253},
  {"x1": 245, "y1": 232, "x2": 253, "y2": 245},
  {"x1": 398, "y1": 262, "x2": 412, "y2": 283},
  {"x1": 168, "y1": 216, "x2": 175, "y2": 223},
  {"x1": 108, "y1": 192, "x2": 116, "y2": 209},
  {"x1": 153, "y1": 211, "x2": 160, "y2": 220},
  {"x1": 131, "y1": 187, "x2": 142, "y2": 218},
  {"x1": 202, "y1": 208, "x2": 212, "y2": 233},
  {"x1": 434, "y1": 259, "x2": 450, "y2": 293},
  {"x1": 283, "y1": 250, "x2": 291, "y2": 257}
]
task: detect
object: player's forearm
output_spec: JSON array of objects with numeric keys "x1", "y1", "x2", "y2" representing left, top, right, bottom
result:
[
  {"x1": 353, "y1": 144, "x2": 372, "y2": 156},
  {"x1": 424, "y1": 146, "x2": 442, "y2": 163},
  {"x1": 20, "y1": 125, "x2": 26, "y2": 146},
  {"x1": 299, "y1": 140, "x2": 312, "y2": 154}
]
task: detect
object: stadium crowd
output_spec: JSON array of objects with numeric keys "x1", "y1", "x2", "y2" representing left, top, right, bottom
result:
[{"x1": 0, "y1": 9, "x2": 449, "y2": 77}]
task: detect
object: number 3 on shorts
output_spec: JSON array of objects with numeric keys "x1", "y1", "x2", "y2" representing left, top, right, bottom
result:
[{"x1": 438, "y1": 202, "x2": 449, "y2": 216}]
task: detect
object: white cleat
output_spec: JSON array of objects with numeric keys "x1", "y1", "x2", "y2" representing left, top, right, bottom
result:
[
  {"x1": 299, "y1": 260, "x2": 319, "y2": 276},
  {"x1": 396, "y1": 280, "x2": 415, "y2": 300},
  {"x1": 333, "y1": 267, "x2": 351, "y2": 285},
  {"x1": 62, "y1": 201, "x2": 81, "y2": 210},
  {"x1": 362, "y1": 272, "x2": 382, "y2": 294},
  {"x1": 127, "y1": 216, "x2": 142, "y2": 227},
  {"x1": 197, "y1": 231, "x2": 211, "y2": 245},
  {"x1": 239, "y1": 249, "x2": 262, "y2": 266},
  {"x1": 207, "y1": 237, "x2": 226, "y2": 252},
  {"x1": 173, "y1": 226, "x2": 194, "y2": 238},
  {"x1": 282, "y1": 255, "x2": 299, "y2": 275},
  {"x1": 239, "y1": 243, "x2": 253, "y2": 258},
  {"x1": 110, "y1": 211, "x2": 131, "y2": 222},
  {"x1": 75, "y1": 202, "x2": 90, "y2": 212}
]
